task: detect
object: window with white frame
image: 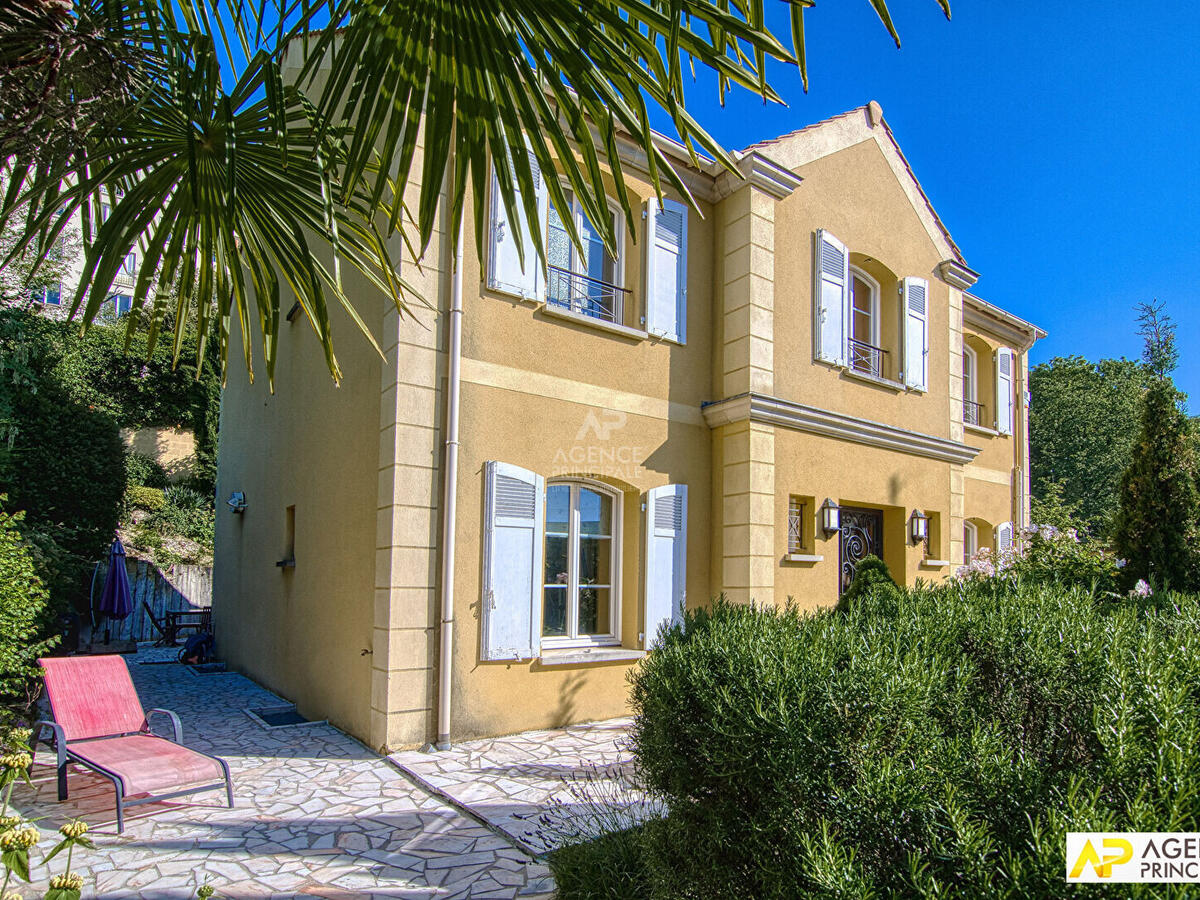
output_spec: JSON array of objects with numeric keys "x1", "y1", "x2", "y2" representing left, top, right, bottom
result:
[
  {"x1": 111, "y1": 294, "x2": 133, "y2": 316},
  {"x1": 542, "y1": 480, "x2": 620, "y2": 645},
  {"x1": 962, "y1": 345, "x2": 982, "y2": 426},
  {"x1": 546, "y1": 189, "x2": 623, "y2": 324},
  {"x1": 35, "y1": 283, "x2": 61, "y2": 306},
  {"x1": 486, "y1": 153, "x2": 688, "y2": 340},
  {"x1": 963, "y1": 520, "x2": 978, "y2": 561},
  {"x1": 119, "y1": 253, "x2": 136, "y2": 277},
  {"x1": 848, "y1": 267, "x2": 881, "y2": 377}
]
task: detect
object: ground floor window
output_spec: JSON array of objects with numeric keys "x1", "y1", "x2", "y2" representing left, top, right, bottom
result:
[
  {"x1": 543, "y1": 480, "x2": 620, "y2": 645},
  {"x1": 964, "y1": 520, "x2": 978, "y2": 560}
]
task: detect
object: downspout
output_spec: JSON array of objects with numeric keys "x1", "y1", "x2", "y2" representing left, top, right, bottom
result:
[{"x1": 436, "y1": 218, "x2": 465, "y2": 751}]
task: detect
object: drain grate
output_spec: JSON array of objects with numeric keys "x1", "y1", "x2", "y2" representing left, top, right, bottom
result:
[
  {"x1": 245, "y1": 704, "x2": 326, "y2": 730},
  {"x1": 189, "y1": 663, "x2": 228, "y2": 675}
]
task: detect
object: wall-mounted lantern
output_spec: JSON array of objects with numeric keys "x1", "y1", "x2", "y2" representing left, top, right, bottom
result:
[
  {"x1": 820, "y1": 498, "x2": 841, "y2": 537},
  {"x1": 227, "y1": 491, "x2": 247, "y2": 514},
  {"x1": 909, "y1": 509, "x2": 929, "y2": 544}
]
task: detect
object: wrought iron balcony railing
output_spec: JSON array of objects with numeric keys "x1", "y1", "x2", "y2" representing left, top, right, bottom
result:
[
  {"x1": 963, "y1": 399, "x2": 984, "y2": 427},
  {"x1": 546, "y1": 265, "x2": 628, "y2": 324},
  {"x1": 848, "y1": 338, "x2": 888, "y2": 379}
]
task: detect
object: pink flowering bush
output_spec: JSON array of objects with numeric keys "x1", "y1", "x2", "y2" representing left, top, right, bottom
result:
[{"x1": 956, "y1": 523, "x2": 1119, "y2": 594}]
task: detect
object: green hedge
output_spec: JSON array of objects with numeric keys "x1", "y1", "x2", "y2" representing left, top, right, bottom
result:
[
  {"x1": 627, "y1": 583, "x2": 1200, "y2": 898},
  {"x1": 0, "y1": 502, "x2": 56, "y2": 725}
]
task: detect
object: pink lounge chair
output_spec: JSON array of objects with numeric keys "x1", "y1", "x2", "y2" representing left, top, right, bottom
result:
[{"x1": 33, "y1": 656, "x2": 233, "y2": 832}]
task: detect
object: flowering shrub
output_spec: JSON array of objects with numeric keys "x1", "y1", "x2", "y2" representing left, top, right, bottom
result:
[{"x1": 955, "y1": 522, "x2": 1120, "y2": 595}]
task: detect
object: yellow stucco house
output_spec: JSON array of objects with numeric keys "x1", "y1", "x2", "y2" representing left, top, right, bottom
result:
[{"x1": 214, "y1": 102, "x2": 1043, "y2": 752}]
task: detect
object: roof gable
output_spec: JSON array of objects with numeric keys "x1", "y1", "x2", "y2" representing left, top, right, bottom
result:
[{"x1": 744, "y1": 103, "x2": 965, "y2": 266}]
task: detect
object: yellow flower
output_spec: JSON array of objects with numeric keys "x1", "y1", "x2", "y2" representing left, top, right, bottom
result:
[
  {"x1": 0, "y1": 752, "x2": 31, "y2": 770},
  {"x1": 59, "y1": 819, "x2": 89, "y2": 839},
  {"x1": 49, "y1": 873, "x2": 85, "y2": 890},
  {"x1": 0, "y1": 814, "x2": 21, "y2": 829},
  {"x1": 0, "y1": 826, "x2": 38, "y2": 850}
]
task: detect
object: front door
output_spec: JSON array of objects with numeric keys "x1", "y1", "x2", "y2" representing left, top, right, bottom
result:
[{"x1": 839, "y1": 507, "x2": 884, "y2": 594}]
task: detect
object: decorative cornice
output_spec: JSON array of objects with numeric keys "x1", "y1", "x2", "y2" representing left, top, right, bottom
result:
[
  {"x1": 702, "y1": 392, "x2": 980, "y2": 465},
  {"x1": 962, "y1": 294, "x2": 1046, "y2": 349},
  {"x1": 712, "y1": 152, "x2": 804, "y2": 202},
  {"x1": 937, "y1": 259, "x2": 980, "y2": 290}
]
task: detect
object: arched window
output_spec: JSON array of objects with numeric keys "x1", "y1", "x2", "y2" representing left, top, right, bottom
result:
[
  {"x1": 543, "y1": 480, "x2": 621, "y2": 646},
  {"x1": 962, "y1": 344, "x2": 981, "y2": 426},
  {"x1": 848, "y1": 267, "x2": 882, "y2": 376},
  {"x1": 546, "y1": 188, "x2": 625, "y2": 324}
]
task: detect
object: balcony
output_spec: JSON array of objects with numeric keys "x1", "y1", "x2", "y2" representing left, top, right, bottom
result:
[
  {"x1": 848, "y1": 338, "x2": 888, "y2": 380},
  {"x1": 963, "y1": 399, "x2": 985, "y2": 427},
  {"x1": 546, "y1": 265, "x2": 628, "y2": 325}
]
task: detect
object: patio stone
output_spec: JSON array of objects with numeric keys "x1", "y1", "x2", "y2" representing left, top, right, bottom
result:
[{"x1": 6, "y1": 645, "x2": 560, "y2": 898}]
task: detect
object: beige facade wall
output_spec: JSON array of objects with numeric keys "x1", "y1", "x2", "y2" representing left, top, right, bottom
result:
[
  {"x1": 213, "y1": 300, "x2": 383, "y2": 743},
  {"x1": 214, "y1": 102, "x2": 1040, "y2": 749}
]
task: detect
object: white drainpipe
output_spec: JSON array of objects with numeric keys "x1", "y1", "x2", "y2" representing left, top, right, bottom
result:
[{"x1": 436, "y1": 220, "x2": 465, "y2": 751}]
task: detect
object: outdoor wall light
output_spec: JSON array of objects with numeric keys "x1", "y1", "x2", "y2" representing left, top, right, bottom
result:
[
  {"x1": 820, "y1": 498, "x2": 841, "y2": 536},
  {"x1": 909, "y1": 509, "x2": 929, "y2": 544},
  {"x1": 227, "y1": 491, "x2": 247, "y2": 514}
]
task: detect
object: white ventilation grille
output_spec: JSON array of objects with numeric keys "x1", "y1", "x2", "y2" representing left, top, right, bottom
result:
[
  {"x1": 495, "y1": 474, "x2": 535, "y2": 519},
  {"x1": 655, "y1": 494, "x2": 683, "y2": 532}
]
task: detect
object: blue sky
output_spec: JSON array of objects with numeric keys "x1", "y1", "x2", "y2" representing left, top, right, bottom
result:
[{"x1": 645, "y1": 1, "x2": 1200, "y2": 404}]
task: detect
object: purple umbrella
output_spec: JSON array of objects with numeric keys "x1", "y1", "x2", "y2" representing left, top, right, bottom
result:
[{"x1": 98, "y1": 539, "x2": 134, "y2": 642}]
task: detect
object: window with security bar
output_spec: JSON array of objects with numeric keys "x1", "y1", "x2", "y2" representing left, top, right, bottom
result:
[{"x1": 788, "y1": 496, "x2": 806, "y2": 555}]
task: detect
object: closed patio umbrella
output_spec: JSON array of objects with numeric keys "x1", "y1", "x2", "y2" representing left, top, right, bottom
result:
[{"x1": 98, "y1": 538, "x2": 134, "y2": 643}]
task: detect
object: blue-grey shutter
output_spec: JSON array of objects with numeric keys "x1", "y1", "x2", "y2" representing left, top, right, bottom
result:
[
  {"x1": 487, "y1": 154, "x2": 545, "y2": 299},
  {"x1": 481, "y1": 461, "x2": 544, "y2": 660},
  {"x1": 902, "y1": 277, "x2": 929, "y2": 391},
  {"x1": 644, "y1": 484, "x2": 687, "y2": 648},
  {"x1": 814, "y1": 229, "x2": 848, "y2": 365},
  {"x1": 644, "y1": 198, "x2": 688, "y2": 343}
]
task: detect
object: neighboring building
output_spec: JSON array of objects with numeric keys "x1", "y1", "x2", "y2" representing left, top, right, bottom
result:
[
  {"x1": 1, "y1": 196, "x2": 140, "y2": 319},
  {"x1": 214, "y1": 102, "x2": 1043, "y2": 752}
]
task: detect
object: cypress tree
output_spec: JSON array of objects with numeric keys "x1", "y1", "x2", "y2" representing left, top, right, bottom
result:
[{"x1": 1113, "y1": 303, "x2": 1200, "y2": 590}]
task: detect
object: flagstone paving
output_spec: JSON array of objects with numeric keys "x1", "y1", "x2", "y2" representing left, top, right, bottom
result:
[
  {"x1": 390, "y1": 719, "x2": 654, "y2": 855},
  {"x1": 8, "y1": 647, "x2": 555, "y2": 899}
]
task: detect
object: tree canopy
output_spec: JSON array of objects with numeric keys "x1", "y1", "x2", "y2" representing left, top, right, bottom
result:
[{"x1": 1, "y1": 0, "x2": 952, "y2": 386}]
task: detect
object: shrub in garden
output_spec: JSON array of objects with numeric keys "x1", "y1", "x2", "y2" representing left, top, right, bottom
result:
[
  {"x1": 124, "y1": 451, "x2": 168, "y2": 489},
  {"x1": 0, "y1": 502, "x2": 56, "y2": 727},
  {"x1": 835, "y1": 554, "x2": 897, "y2": 611},
  {"x1": 628, "y1": 586, "x2": 1200, "y2": 898},
  {"x1": 152, "y1": 486, "x2": 215, "y2": 546},
  {"x1": 957, "y1": 522, "x2": 1120, "y2": 596},
  {"x1": 124, "y1": 485, "x2": 166, "y2": 512}
]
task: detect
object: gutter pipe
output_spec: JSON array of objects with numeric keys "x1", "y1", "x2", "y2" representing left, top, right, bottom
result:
[{"x1": 436, "y1": 219, "x2": 465, "y2": 751}]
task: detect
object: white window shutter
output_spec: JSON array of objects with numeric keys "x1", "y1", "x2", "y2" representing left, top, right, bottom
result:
[
  {"x1": 644, "y1": 484, "x2": 687, "y2": 649},
  {"x1": 995, "y1": 520, "x2": 1015, "y2": 554},
  {"x1": 814, "y1": 229, "x2": 848, "y2": 365},
  {"x1": 487, "y1": 154, "x2": 544, "y2": 300},
  {"x1": 644, "y1": 197, "x2": 688, "y2": 343},
  {"x1": 995, "y1": 348, "x2": 1015, "y2": 435},
  {"x1": 902, "y1": 277, "x2": 929, "y2": 391},
  {"x1": 481, "y1": 461, "x2": 544, "y2": 661}
]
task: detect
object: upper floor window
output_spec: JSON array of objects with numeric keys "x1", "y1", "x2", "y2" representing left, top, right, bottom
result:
[
  {"x1": 962, "y1": 345, "x2": 982, "y2": 426},
  {"x1": 119, "y1": 253, "x2": 137, "y2": 277},
  {"x1": 813, "y1": 229, "x2": 928, "y2": 391},
  {"x1": 546, "y1": 189, "x2": 623, "y2": 324},
  {"x1": 848, "y1": 268, "x2": 882, "y2": 378},
  {"x1": 486, "y1": 152, "x2": 688, "y2": 342},
  {"x1": 543, "y1": 480, "x2": 620, "y2": 646}
]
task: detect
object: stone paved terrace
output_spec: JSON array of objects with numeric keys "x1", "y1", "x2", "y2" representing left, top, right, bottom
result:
[
  {"x1": 8, "y1": 646, "x2": 556, "y2": 899},
  {"x1": 391, "y1": 719, "x2": 652, "y2": 856}
]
